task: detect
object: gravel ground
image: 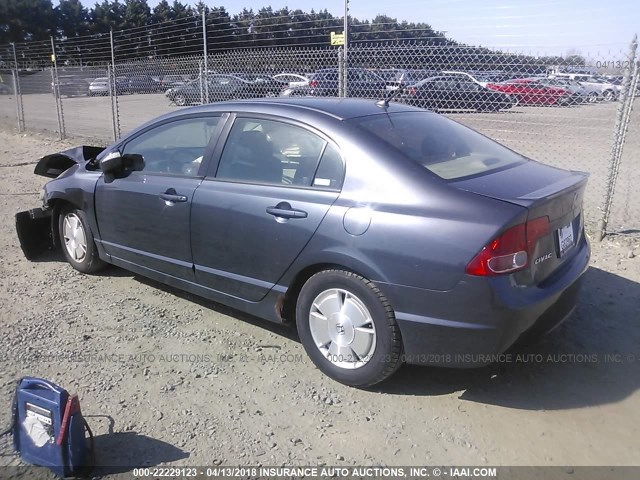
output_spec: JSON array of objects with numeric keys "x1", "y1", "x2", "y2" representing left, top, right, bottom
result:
[{"x1": 0, "y1": 129, "x2": 639, "y2": 477}]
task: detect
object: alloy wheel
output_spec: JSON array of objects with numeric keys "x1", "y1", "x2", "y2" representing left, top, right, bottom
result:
[
  {"x1": 308, "y1": 288, "x2": 377, "y2": 369},
  {"x1": 62, "y1": 213, "x2": 87, "y2": 263}
]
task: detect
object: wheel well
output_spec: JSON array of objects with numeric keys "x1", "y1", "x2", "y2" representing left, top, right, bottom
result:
[
  {"x1": 281, "y1": 263, "x2": 358, "y2": 324},
  {"x1": 48, "y1": 199, "x2": 74, "y2": 248}
]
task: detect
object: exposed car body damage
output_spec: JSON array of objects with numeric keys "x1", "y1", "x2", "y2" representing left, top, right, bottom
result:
[
  {"x1": 15, "y1": 208, "x2": 54, "y2": 260},
  {"x1": 17, "y1": 145, "x2": 105, "y2": 259},
  {"x1": 34, "y1": 145, "x2": 105, "y2": 178}
]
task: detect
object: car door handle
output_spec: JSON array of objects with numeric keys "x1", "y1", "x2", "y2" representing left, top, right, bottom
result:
[
  {"x1": 266, "y1": 203, "x2": 308, "y2": 219},
  {"x1": 160, "y1": 190, "x2": 188, "y2": 203}
]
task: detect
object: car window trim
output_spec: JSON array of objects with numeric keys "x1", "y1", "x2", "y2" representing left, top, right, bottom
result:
[{"x1": 204, "y1": 112, "x2": 345, "y2": 192}]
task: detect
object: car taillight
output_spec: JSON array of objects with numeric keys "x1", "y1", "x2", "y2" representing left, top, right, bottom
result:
[
  {"x1": 408, "y1": 87, "x2": 416, "y2": 96},
  {"x1": 466, "y1": 216, "x2": 549, "y2": 276},
  {"x1": 309, "y1": 80, "x2": 318, "y2": 88}
]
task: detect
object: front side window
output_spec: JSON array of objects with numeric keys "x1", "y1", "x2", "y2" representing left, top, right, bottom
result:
[
  {"x1": 351, "y1": 112, "x2": 525, "y2": 180},
  {"x1": 216, "y1": 117, "x2": 343, "y2": 189},
  {"x1": 122, "y1": 116, "x2": 221, "y2": 176}
]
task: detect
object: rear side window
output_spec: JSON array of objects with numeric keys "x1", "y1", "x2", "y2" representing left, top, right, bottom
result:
[
  {"x1": 313, "y1": 144, "x2": 344, "y2": 189},
  {"x1": 350, "y1": 112, "x2": 525, "y2": 180},
  {"x1": 216, "y1": 117, "x2": 343, "y2": 189}
]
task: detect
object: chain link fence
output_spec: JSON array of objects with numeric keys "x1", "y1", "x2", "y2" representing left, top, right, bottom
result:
[{"x1": 0, "y1": 14, "x2": 637, "y2": 239}]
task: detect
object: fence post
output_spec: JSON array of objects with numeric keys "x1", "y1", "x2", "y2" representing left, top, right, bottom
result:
[
  {"x1": 107, "y1": 65, "x2": 117, "y2": 141},
  {"x1": 597, "y1": 34, "x2": 638, "y2": 241},
  {"x1": 338, "y1": 46, "x2": 344, "y2": 97},
  {"x1": 110, "y1": 29, "x2": 121, "y2": 140},
  {"x1": 50, "y1": 36, "x2": 65, "y2": 140},
  {"x1": 343, "y1": 0, "x2": 349, "y2": 97},
  {"x1": 199, "y1": 60, "x2": 204, "y2": 104},
  {"x1": 202, "y1": 10, "x2": 209, "y2": 104},
  {"x1": 11, "y1": 43, "x2": 25, "y2": 132}
]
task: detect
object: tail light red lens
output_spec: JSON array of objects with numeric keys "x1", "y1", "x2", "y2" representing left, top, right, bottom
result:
[
  {"x1": 309, "y1": 80, "x2": 318, "y2": 88},
  {"x1": 408, "y1": 87, "x2": 416, "y2": 96},
  {"x1": 466, "y1": 216, "x2": 549, "y2": 276}
]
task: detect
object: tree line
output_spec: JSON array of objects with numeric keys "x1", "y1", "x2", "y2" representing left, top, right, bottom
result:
[
  {"x1": 0, "y1": 0, "x2": 585, "y2": 71},
  {"x1": 0, "y1": 0, "x2": 448, "y2": 45}
]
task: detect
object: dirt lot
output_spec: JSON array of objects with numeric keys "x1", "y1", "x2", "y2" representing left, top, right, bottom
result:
[{"x1": 0, "y1": 129, "x2": 639, "y2": 476}]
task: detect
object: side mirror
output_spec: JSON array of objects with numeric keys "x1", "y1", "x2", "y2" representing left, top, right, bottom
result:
[
  {"x1": 122, "y1": 153, "x2": 145, "y2": 172},
  {"x1": 100, "y1": 153, "x2": 123, "y2": 174},
  {"x1": 101, "y1": 152, "x2": 145, "y2": 182}
]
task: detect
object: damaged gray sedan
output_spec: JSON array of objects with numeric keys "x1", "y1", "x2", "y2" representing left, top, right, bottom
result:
[{"x1": 16, "y1": 98, "x2": 590, "y2": 387}]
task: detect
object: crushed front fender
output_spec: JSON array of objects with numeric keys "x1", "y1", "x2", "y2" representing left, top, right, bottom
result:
[
  {"x1": 15, "y1": 208, "x2": 54, "y2": 260},
  {"x1": 34, "y1": 145, "x2": 105, "y2": 178}
]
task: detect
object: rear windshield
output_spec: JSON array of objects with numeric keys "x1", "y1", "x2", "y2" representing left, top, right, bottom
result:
[{"x1": 350, "y1": 111, "x2": 525, "y2": 180}]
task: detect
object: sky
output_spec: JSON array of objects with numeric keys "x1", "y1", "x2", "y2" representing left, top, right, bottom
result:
[{"x1": 77, "y1": 0, "x2": 639, "y2": 58}]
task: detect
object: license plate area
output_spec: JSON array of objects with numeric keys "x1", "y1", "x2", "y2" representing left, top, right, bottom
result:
[{"x1": 557, "y1": 221, "x2": 575, "y2": 257}]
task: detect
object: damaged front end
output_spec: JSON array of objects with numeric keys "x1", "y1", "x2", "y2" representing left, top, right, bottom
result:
[
  {"x1": 15, "y1": 145, "x2": 105, "y2": 260},
  {"x1": 33, "y1": 145, "x2": 105, "y2": 179},
  {"x1": 16, "y1": 208, "x2": 54, "y2": 260}
]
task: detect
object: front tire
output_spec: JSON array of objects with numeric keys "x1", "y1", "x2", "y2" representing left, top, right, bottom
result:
[
  {"x1": 58, "y1": 206, "x2": 105, "y2": 274},
  {"x1": 296, "y1": 270, "x2": 403, "y2": 387}
]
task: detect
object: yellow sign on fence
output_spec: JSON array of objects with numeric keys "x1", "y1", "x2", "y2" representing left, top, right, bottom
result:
[{"x1": 330, "y1": 32, "x2": 345, "y2": 46}]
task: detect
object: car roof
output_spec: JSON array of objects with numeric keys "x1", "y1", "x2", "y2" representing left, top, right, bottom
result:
[{"x1": 157, "y1": 97, "x2": 420, "y2": 122}]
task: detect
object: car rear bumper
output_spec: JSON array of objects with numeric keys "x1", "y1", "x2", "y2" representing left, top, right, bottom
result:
[{"x1": 377, "y1": 235, "x2": 590, "y2": 367}]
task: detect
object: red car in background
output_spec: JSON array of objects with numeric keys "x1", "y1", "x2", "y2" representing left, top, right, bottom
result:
[{"x1": 486, "y1": 79, "x2": 571, "y2": 106}]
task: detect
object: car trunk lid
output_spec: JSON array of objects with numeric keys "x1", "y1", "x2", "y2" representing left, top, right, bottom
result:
[{"x1": 452, "y1": 161, "x2": 588, "y2": 285}]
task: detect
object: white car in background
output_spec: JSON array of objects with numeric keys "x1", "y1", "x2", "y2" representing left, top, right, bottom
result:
[
  {"x1": 538, "y1": 77, "x2": 590, "y2": 104},
  {"x1": 553, "y1": 73, "x2": 620, "y2": 102},
  {"x1": 273, "y1": 73, "x2": 310, "y2": 89},
  {"x1": 441, "y1": 71, "x2": 493, "y2": 87}
]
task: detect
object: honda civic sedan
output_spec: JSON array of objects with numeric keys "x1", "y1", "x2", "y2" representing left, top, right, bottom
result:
[{"x1": 16, "y1": 98, "x2": 590, "y2": 387}]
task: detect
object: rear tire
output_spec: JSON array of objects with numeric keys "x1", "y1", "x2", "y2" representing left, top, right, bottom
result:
[
  {"x1": 602, "y1": 90, "x2": 615, "y2": 102},
  {"x1": 58, "y1": 206, "x2": 105, "y2": 274},
  {"x1": 296, "y1": 270, "x2": 403, "y2": 388}
]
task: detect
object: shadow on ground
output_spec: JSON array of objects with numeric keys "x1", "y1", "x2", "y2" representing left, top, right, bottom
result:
[
  {"x1": 92, "y1": 432, "x2": 189, "y2": 474},
  {"x1": 376, "y1": 266, "x2": 640, "y2": 410}
]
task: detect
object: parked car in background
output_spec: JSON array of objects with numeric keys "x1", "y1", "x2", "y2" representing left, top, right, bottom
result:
[
  {"x1": 396, "y1": 76, "x2": 515, "y2": 111},
  {"x1": 441, "y1": 71, "x2": 494, "y2": 87},
  {"x1": 17, "y1": 97, "x2": 590, "y2": 387},
  {"x1": 273, "y1": 73, "x2": 310, "y2": 89},
  {"x1": 161, "y1": 75, "x2": 190, "y2": 91},
  {"x1": 88, "y1": 76, "x2": 128, "y2": 96},
  {"x1": 166, "y1": 73, "x2": 281, "y2": 106},
  {"x1": 52, "y1": 75, "x2": 88, "y2": 97},
  {"x1": 283, "y1": 68, "x2": 387, "y2": 98},
  {"x1": 487, "y1": 79, "x2": 572, "y2": 106},
  {"x1": 536, "y1": 77, "x2": 589, "y2": 104},
  {"x1": 553, "y1": 73, "x2": 619, "y2": 102},
  {"x1": 377, "y1": 69, "x2": 436, "y2": 91},
  {"x1": 124, "y1": 75, "x2": 162, "y2": 94}
]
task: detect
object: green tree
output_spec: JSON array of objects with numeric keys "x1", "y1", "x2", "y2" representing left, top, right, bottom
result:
[
  {"x1": 0, "y1": 0, "x2": 55, "y2": 43},
  {"x1": 55, "y1": 0, "x2": 90, "y2": 38},
  {"x1": 122, "y1": 0, "x2": 151, "y2": 30},
  {"x1": 89, "y1": 0, "x2": 126, "y2": 34}
]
